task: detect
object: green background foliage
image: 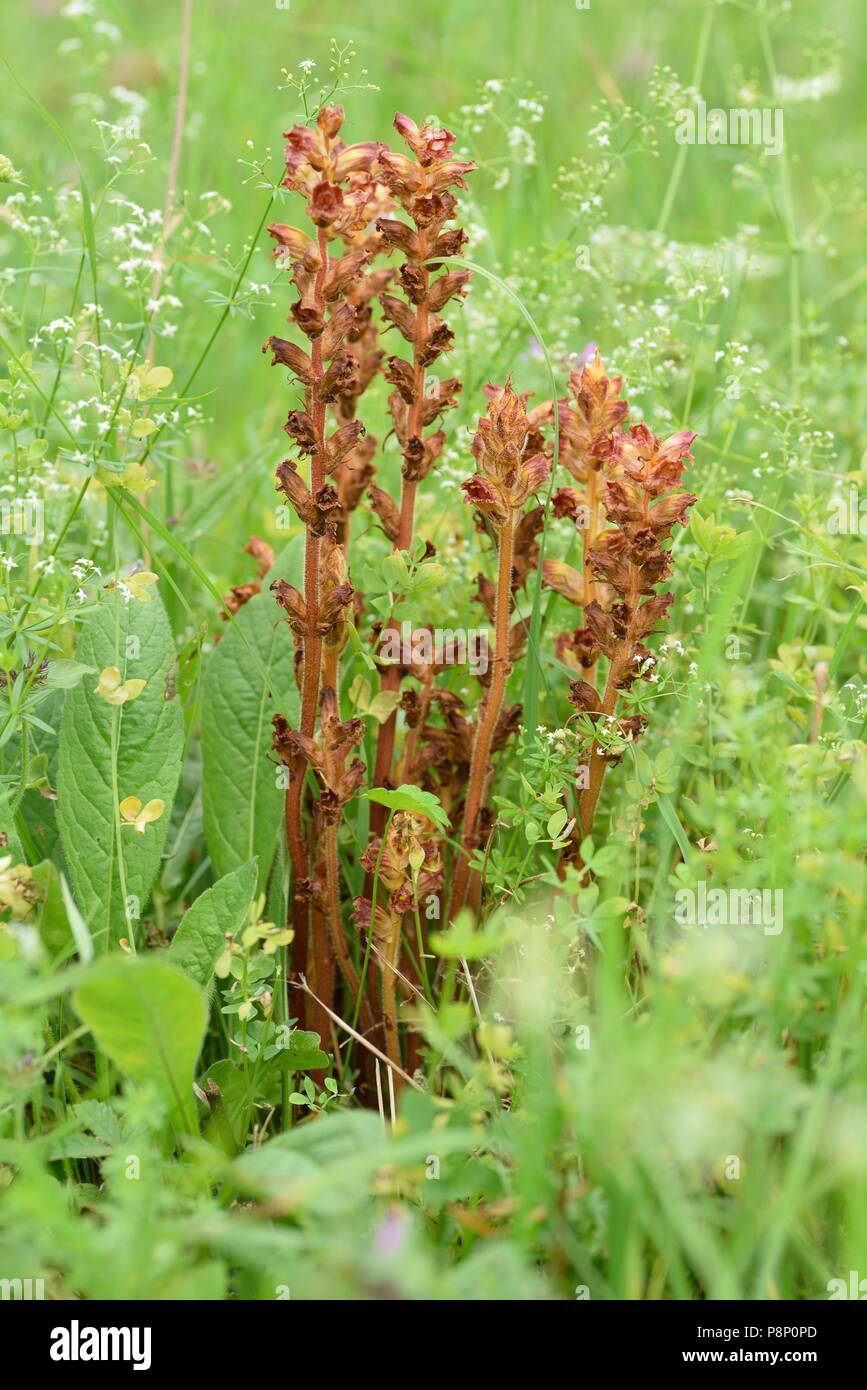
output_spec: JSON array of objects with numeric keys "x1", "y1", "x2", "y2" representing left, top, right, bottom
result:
[{"x1": 0, "y1": 0, "x2": 865, "y2": 1303}]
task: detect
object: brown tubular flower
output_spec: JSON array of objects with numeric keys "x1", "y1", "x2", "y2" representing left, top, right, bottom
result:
[
  {"x1": 570, "y1": 417, "x2": 697, "y2": 848},
  {"x1": 539, "y1": 351, "x2": 629, "y2": 685},
  {"x1": 357, "y1": 811, "x2": 444, "y2": 1067},
  {"x1": 219, "y1": 536, "x2": 275, "y2": 623},
  {"x1": 367, "y1": 114, "x2": 476, "y2": 834},
  {"x1": 263, "y1": 104, "x2": 386, "y2": 1034},
  {"x1": 450, "y1": 384, "x2": 550, "y2": 919},
  {"x1": 328, "y1": 191, "x2": 395, "y2": 546}
]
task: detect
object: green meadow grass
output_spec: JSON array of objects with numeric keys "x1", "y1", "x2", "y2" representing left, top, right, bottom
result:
[{"x1": 0, "y1": 0, "x2": 865, "y2": 1300}]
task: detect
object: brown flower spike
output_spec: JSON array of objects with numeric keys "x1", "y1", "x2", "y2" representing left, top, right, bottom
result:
[
  {"x1": 450, "y1": 384, "x2": 550, "y2": 919},
  {"x1": 543, "y1": 361, "x2": 698, "y2": 854},
  {"x1": 263, "y1": 104, "x2": 388, "y2": 1036},
  {"x1": 367, "y1": 114, "x2": 476, "y2": 837}
]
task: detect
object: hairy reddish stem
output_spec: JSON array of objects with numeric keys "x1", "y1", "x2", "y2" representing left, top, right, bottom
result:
[
  {"x1": 577, "y1": 567, "x2": 641, "y2": 841},
  {"x1": 450, "y1": 508, "x2": 516, "y2": 919},
  {"x1": 285, "y1": 229, "x2": 330, "y2": 1026},
  {"x1": 370, "y1": 236, "x2": 429, "y2": 821}
]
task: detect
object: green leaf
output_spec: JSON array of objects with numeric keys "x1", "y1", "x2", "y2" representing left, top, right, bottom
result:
[
  {"x1": 31, "y1": 859, "x2": 68, "y2": 956},
  {"x1": 201, "y1": 540, "x2": 303, "y2": 893},
  {"x1": 689, "y1": 508, "x2": 715, "y2": 553},
  {"x1": 73, "y1": 957, "x2": 207, "y2": 1130},
  {"x1": 362, "y1": 783, "x2": 449, "y2": 831},
  {"x1": 57, "y1": 588, "x2": 184, "y2": 948},
  {"x1": 348, "y1": 676, "x2": 403, "y2": 725},
  {"x1": 593, "y1": 896, "x2": 631, "y2": 920},
  {"x1": 44, "y1": 660, "x2": 95, "y2": 690},
  {"x1": 429, "y1": 908, "x2": 513, "y2": 961},
  {"x1": 657, "y1": 793, "x2": 693, "y2": 861},
  {"x1": 15, "y1": 689, "x2": 62, "y2": 861},
  {"x1": 267, "y1": 1029, "x2": 329, "y2": 1073},
  {"x1": 168, "y1": 859, "x2": 257, "y2": 987},
  {"x1": 72, "y1": 1099, "x2": 125, "y2": 1147},
  {"x1": 60, "y1": 869, "x2": 94, "y2": 964},
  {"x1": 546, "y1": 808, "x2": 568, "y2": 838}
]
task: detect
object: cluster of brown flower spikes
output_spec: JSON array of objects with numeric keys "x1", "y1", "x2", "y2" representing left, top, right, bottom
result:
[
  {"x1": 262, "y1": 106, "x2": 475, "y2": 1057},
  {"x1": 260, "y1": 103, "x2": 698, "y2": 1072},
  {"x1": 542, "y1": 352, "x2": 697, "y2": 851}
]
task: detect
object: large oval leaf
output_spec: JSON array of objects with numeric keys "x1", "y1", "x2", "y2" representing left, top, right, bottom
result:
[
  {"x1": 168, "y1": 858, "x2": 257, "y2": 987},
  {"x1": 57, "y1": 587, "x2": 184, "y2": 948},
  {"x1": 202, "y1": 540, "x2": 302, "y2": 892},
  {"x1": 73, "y1": 956, "x2": 207, "y2": 1131}
]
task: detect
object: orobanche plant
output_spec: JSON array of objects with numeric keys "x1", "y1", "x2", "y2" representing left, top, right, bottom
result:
[{"x1": 262, "y1": 104, "x2": 698, "y2": 1078}]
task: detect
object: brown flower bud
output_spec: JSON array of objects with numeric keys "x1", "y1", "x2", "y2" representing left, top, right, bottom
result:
[
  {"x1": 263, "y1": 336, "x2": 312, "y2": 384},
  {"x1": 368, "y1": 484, "x2": 401, "y2": 543},
  {"x1": 267, "y1": 223, "x2": 322, "y2": 271},
  {"x1": 542, "y1": 559, "x2": 585, "y2": 607},
  {"x1": 271, "y1": 579, "x2": 307, "y2": 636},
  {"x1": 283, "y1": 410, "x2": 318, "y2": 454},
  {"x1": 380, "y1": 293, "x2": 416, "y2": 344}
]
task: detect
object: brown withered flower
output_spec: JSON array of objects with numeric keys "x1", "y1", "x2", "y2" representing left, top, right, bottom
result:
[
  {"x1": 540, "y1": 351, "x2": 629, "y2": 664},
  {"x1": 262, "y1": 103, "x2": 391, "y2": 1032},
  {"x1": 367, "y1": 113, "x2": 477, "y2": 834},
  {"x1": 273, "y1": 686, "x2": 365, "y2": 824},
  {"x1": 219, "y1": 536, "x2": 275, "y2": 622},
  {"x1": 551, "y1": 395, "x2": 698, "y2": 849},
  {"x1": 462, "y1": 382, "x2": 551, "y2": 525},
  {"x1": 450, "y1": 384, "x2": 550, "y2": 920},
  {"x1": 358, "y1": 809, "x2": 445, "y2": 1068},
  {"x1": 360, "y1": 811, "x2": 444, "y2": 918}
]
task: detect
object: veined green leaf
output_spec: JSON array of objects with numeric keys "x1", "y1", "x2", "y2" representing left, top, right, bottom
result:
[
  {"x1": 362, "y1": 783, "x2": 449, "y2": 831},
  {"x1": 202, "y1": 540, "x2": 303, "y2": 892},
  {"x1": 168, "y1": 859, "x2": 257, "y2": 987},
  {"x1": 57, "y1": 588, "x2": 184, "y2": 948}
]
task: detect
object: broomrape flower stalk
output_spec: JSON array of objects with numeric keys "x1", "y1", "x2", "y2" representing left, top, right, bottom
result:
[
  {"x1": 328, "y1": 199, "x2": 394, "y2": 569},
  {"x1": 367, "y1": 113, "x2": 475, "y2": 832},
  {"x1": 450, "y1": 384, "x2": 550, "y2": 919},
  {"x1": 546, "y1": 350, "x2": 628, "y2": 687},
  {"x1": 272, "y1": 679, "x2": 370, "y2": 1028},
  {"x1": 355, "y1": 812, "x2": 444, "y2": 1069},
  {"x1": 263, "y1": 104, "x2": 384, "y2": 1025},
  {"x1": 543, "y1": 355, "x2": 698, "y2": 857}
]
